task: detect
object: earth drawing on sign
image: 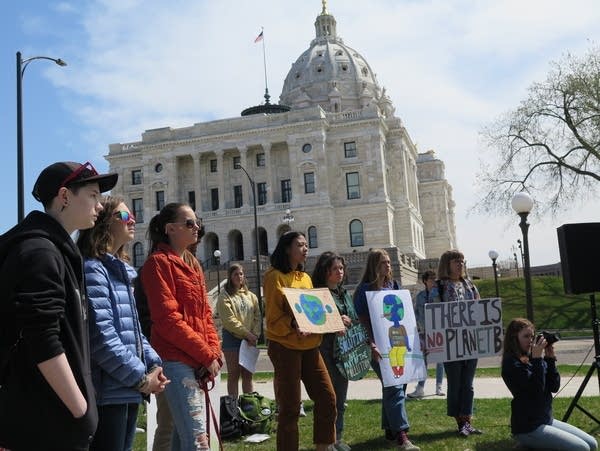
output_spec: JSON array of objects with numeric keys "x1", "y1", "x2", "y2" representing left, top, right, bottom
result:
[{"x1": 295, "y1": 293, "x2": 333, "y2": 325}]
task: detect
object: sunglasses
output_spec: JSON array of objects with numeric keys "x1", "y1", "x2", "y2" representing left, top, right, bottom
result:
[
  {"x1": 60, "y1": 161, "x2": 99, "y2": 188},
  {"x1": 171, "y1": 219, "x2": 201, "y2": 229},
  {"x1": 113, "y1": 211, "x2": 135, "y2": 223}
]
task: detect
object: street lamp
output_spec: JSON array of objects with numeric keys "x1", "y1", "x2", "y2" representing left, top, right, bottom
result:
[
  {"x1": 282, "y1": 208, "x2": 294, "y2": 226},
  {"x1": 16, "y1": 51, "x2": 67, "y2": 222},
  {"x1": 513, "y1": 252, "x2": 520, "y2": 278},
  {"x1": 234, "y1": 162, "x2": 263, "y2": 340},
  {"x1": 488, "y1": 249, "x2": 500, "y2": 298},
  {"x1": 213, "y1": 249, "x2": 221, "y2": 293},
  {"x1": 516, "y1": 239, "x2": 525, "y2": 270},
  {"x1": 512, "y1": 192, "x2": 535, "y2": 322}
]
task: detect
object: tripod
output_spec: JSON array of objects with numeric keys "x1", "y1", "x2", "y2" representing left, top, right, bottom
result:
[{"x1": 562, "y1": 293, "x2": 600, "y2": 424}]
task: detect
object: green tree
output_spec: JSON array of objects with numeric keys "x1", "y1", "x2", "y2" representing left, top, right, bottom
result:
[{"x1": 477, "y1": 46, "x2": 600, "y2": 214}]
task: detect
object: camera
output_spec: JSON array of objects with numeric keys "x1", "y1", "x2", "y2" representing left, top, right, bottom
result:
[{"x1": 537, "y1": 330, "x2": 560, "y2": 345}]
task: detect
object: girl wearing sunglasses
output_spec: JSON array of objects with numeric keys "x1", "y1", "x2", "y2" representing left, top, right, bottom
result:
[
  {"x1": 77, "y1": 196, "x2": 168, "y2": 451},
  {"x1": 142, "y1": 203, "x2": 221, "y2": 451}
]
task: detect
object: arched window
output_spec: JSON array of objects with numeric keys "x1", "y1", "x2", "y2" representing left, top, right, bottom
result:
[
  {"x1": 349, "y1": 220, "x2": 364, "y2": 247},
  {"x1": 133, "y1": 242, "x2": 145, "y2": 268},
  {"x1": 308, "y1": 226, "x2": 318, "y2": 249}
]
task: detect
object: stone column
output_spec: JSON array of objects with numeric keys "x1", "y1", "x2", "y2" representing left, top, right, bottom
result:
[
  {"x1": 262, "y1": 142, "x2": 273, "y2": 204},
  {"x1": 216, "y1": 150, "x2": 225, "y2": 210}
]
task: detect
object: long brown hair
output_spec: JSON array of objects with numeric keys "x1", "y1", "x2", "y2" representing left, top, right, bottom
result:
[
  {"x1": 77, "y1": 196, "x2": 129, "y2": 261},
  {"x1": 312, "y1": 251, "x2": 346, "y2": 288},
  {"x1": 358, "y1": 248, "x2": 392, "y2": 290},
  {"x1": 503, "y1": 317, "x2": 534, "y2": 359},
  {"x1": 147, "y1": 202, "x2": 186, "y2": 253},
  {"x1": 224, "y1": 263, "x2": 249, "y2": 295},
  {"x1": 437, "y1": 249, "x2": 465, "y2": 280}
]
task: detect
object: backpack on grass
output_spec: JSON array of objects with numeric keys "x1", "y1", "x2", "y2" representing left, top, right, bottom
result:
[
  {"x1": 219, "y1": 395, "x2": 243, "y2": 439},
  {"x1": 238, "y1": 391, "x2": 275, "y2": 435}
]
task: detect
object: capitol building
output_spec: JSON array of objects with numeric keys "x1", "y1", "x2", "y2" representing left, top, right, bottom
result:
[{"x1": 106, "y1": 3, "x2": 457, "y2": 286}]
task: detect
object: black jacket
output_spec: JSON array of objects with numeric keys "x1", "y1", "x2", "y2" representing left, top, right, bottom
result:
[
  {"x1": 0, "y1": 211, "x2": 98, "y2": 450},
  {"x1": 501, "y1": 353, "x2": 560, "y2": 435}
]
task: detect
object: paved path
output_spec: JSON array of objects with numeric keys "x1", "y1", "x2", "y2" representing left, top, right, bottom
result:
[{"x1": 231, "y1": 338, "x2": 599, "y2": 400}]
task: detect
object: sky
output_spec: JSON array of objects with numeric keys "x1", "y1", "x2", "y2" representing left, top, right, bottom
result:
[{"x1": 2, "y1": 0, "x2": 600, "y2": 267}]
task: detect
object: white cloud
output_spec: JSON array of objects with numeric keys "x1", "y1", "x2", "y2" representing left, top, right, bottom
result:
[{"x1": 41, "y1": 0, "x2": 600, "y2": 265}]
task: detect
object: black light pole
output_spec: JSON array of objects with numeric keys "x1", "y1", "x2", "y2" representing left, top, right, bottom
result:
[
  {"x1": 16, "y1": 51, "x2": 67, "y2": 222},
  {"x1": 513, "y1": 252, "x2": 520, "y2": 278},
  {"x1": 235, "y1": 162, "x2": 263, "y2": 341},
  {"x1": 213, "y1": 249, "x2": 221, "y2": 293},
  {"x1": 488, "y1": 249, "x2": 500, "y2": 298},
  {"x1": 517, "y1": 239, "x2": 525, "y2": 272},
  {"x1": 512, "y1": 192, "x2": 535, "y2": 322}
]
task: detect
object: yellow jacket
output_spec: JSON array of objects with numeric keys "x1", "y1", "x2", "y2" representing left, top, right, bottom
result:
[
  {"x1": 263, "y1": 267, "x2": 321, "y2": 350},
  {"x1": 216, "y1": 288, "x2": 261, "y2": 340}
]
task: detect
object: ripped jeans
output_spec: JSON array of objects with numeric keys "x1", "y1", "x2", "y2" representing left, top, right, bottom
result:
[{"x1": 162, "y1": 361, "x2": 208, "y2": 451}]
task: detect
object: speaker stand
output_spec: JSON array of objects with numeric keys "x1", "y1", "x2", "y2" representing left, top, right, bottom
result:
[{"x1": 562, "y1": 293, "x2": 600, "y2": 424}]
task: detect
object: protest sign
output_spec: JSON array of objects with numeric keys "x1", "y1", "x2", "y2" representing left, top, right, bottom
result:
[
  {"x1": 282, "y1": 288, "x2": 345, "y2": 334},
  {"x1": 366, "y1": 289, "x2": 427, "y2": 387},
  {"x1": 334, "y1": 322, "x2": 371, "y2": 380},
  {"x1": 424, "y1": 298, "x2": 503, "y2": 363}
]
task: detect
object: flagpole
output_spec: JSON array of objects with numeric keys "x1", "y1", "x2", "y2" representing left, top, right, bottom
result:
[{"x1": 260, "y1": 27, "x2": 270, "y2": 103}]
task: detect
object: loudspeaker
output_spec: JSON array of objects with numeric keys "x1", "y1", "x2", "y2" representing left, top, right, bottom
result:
[{"x1": 557, "y1": 223, "x2": 600, "y2": 294}]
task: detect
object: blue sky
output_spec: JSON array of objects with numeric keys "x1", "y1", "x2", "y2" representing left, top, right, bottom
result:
[{"x1": 2, "y1": 0, "x2": 599, "y2": 266}]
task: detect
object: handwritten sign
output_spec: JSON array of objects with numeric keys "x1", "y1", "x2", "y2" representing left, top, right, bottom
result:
[
  {"x1": 334, "y1": 322, "x2": 371, "y2": 380},
  {"x1": 366, "y1": 290, "x2": 427, "y2": 387},
  {"x1": 424, "y1": 298, "x2": 503, "y2": 363},
  {"x1": 282, "y1": 288, "x2": 345, "y2": 334}
]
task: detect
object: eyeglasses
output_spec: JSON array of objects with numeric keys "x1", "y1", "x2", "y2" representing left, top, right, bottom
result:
[
  {"x1": 113, "y1": 211, "x2": 135, "y2": 223},
  {"x1": 170, "y1": 219, "x2": 201, "y2": 229},
  {"x1": 60, "y1": 161, "x2": 98, "y2": 188}
]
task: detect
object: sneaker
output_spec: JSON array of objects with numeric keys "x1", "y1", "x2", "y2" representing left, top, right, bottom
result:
[
  {"x1": 398, "y1": 431, "x2": 420, "y2": 450},
  {"x1": 333, "y1": 440, "x2": 352, "y2": 451},
  {"x1": 407, "y1": 387, "x2": 425, "y2": 399},
  {"x1": 435, "y1": 385, "x2": 445, "y2": 396},
  {"x1": 458, "y1": 423, "x2": 470, "y2": 437},
  {"x1": 464, "y1": 422, "x2": 483, "y2": 434},
  {"x1": 299, "y1": 402, "x2": 306, "y2": 417}
]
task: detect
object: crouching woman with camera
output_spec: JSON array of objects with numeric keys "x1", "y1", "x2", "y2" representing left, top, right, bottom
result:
[{"x1": 501, "y1": 318, "x2": 597, "y2": 451}]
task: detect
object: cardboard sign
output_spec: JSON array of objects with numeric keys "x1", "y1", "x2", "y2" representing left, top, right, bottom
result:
[
  {"x1": 424, "y1": 298, "x2": 503, "y2": 363},
  {"x1": 282, "y1": 288, "x2": 345, "y2": 334},
  {"x1": 366, "y1": 290, "x2": 427, "y2": 387}
]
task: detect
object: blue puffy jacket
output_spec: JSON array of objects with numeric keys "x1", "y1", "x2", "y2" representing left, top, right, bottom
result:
[{"x1": 84, "y1": 254, "x2": 161, "y2": 405}]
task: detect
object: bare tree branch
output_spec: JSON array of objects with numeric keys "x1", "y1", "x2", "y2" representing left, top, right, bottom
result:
[{"x1": 475, "y1": 46, "x2": 600, "y2": 215}]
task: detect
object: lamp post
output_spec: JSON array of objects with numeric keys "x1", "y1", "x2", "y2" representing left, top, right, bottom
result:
[
  {"x1": 282, "y1": 208, "x2": 295, "y2": 226},
  {"x1": 517, "y1": 239, "x2": 524, "y2": 271},
  {"x1": 513, "y1": 252, "x2": 520, "y2": 278},
  {"x1": 234, "y1": 162, "x2": 263, "y2": 340},
  {"x1": 16, "y1": 51, "x2": 67, "y2": 222},
  {"x1": 213, "y1": 249, "x2": 221, "y2": 293},
  {"x1": 512, "y1": 192, "x2": 535, "y2": 322},
  {"x1": 488, "y1": 249, "x2": 500, "y2": 298}
]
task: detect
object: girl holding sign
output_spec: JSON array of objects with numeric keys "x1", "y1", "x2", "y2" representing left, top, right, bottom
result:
[
  {"x1": 502, "y1": 318, "x2": 597, "y2": 451},
  {"x1": 313, "y1": 251, "x2": 369, "y2": 451},
  {"x1": 436, "y1": 250, "x2": 482, "y2": 437},
  {"x1": 264, "y1": 232, "x2": 336, "y2": 451},
  {"x1": 353, "y1": 249, "x2": 420, "y2": 451}
]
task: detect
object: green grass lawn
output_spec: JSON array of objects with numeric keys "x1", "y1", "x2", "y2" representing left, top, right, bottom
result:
[
  {"x1": 132, "y1": 275, "x2": 597, "y2": 450},
  {"x1": 135, "y1": 397, "x2": 599, "y2": 451},
  {"x1": 475, "y1": 276, "x2": 594, "y2": 333}
]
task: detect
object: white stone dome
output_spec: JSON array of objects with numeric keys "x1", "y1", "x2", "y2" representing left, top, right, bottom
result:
[{"x1": 280, "y1": 6, "x2": 386, "y2": 113}]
